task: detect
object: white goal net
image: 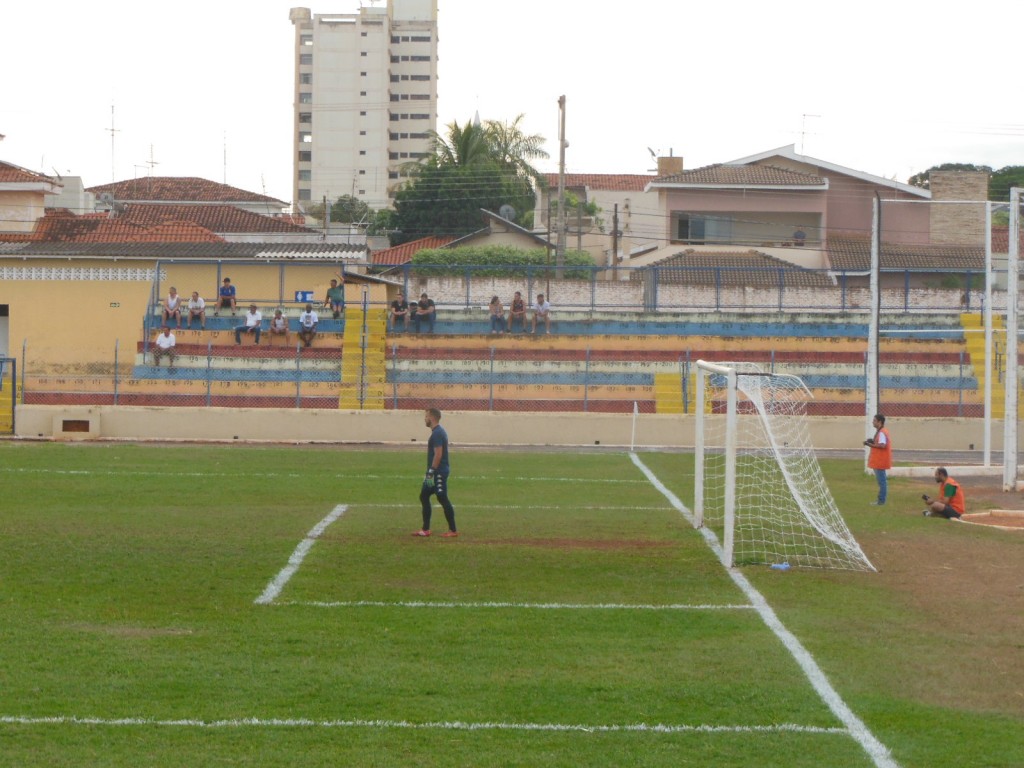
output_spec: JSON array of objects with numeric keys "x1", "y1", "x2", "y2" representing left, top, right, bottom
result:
[{"x1": 694, "y1": 360, "x2": 875, "y2": 571}]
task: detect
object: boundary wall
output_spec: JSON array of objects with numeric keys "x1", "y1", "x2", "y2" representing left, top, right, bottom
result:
[{"x1": 12, "y1": 404, "x2": 1002, "y2": 453}]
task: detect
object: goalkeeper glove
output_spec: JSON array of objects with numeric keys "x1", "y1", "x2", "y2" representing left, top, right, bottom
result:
[{"x1": 424, "y1": 468, "x2": 436, "y2": 483}]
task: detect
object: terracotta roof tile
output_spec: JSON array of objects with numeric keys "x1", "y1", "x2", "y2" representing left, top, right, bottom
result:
[
  {"x1": 827, "y1": 237, "x2": 985, "y2": 271},
  {"x1": 653, "y1": 164, "x2": 826, "y2": 187},
  {"x1": 0, "y1": 241, "x2": 365, "y2": 259},
  {"x1": 372, "y1": 235, "x2": 456, "y2": 266},
  {"x1": 542, "y1": 174, "x2": 655, "y2": 192},
  {"x1": 635, "y1": 249, "x2": 832, "y2": 288},
  {"x1": 116, "y1": 204, "x2": 316, "y2": 233},
  {"x1": 0, "y1": 161, "x2": 58, "y2": 185},
  {"x1": 87, "y1": 176, "x2": 285, "y2": 205}
]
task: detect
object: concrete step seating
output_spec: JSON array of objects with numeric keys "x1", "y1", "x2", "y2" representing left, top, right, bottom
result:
[{"x1": 27, "y1": 309, "x2": 986, "y2": 414}]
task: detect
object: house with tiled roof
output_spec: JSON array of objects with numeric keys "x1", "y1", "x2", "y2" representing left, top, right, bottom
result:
[
  {"x1": 87, "y1": 177, "x2": 287, "y2": 216},
  {"x1": 372, "y1": 235, "x2": 456, "y2": 267},
  {"x1": 534, "y1": 171, "x2": 661, "y2": 265},
  {"x1": 638, "y1": 145, "x2": 989, "y2": 286},
  {"x1": 0, "y1": 161, "x2": 62, "y2": 234}
]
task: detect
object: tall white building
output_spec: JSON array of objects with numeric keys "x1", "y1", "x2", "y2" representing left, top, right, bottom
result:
[{"x1": 289, "y1": 2, "x2": 438, "y2": 214}]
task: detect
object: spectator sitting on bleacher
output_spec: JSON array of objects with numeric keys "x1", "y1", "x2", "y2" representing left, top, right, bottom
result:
[
  {"x1": 235, "y1": 304, "x2": 262, "y2": 345},
  {"x1": 390, "y1": 291, "x2": 410, "y2": 332},
  {"x1": 267, "y1": 309, "x2": 290, "y2": 346},
  {"x1": 509, "y1": 291, "x2": 526, "y2": 333},
  {"x1": 215, "y1": 277, "x2": 237, "y2": 316},
  {"x1": 186, "y1": 291, "x2": 206, "y2": 330},
  {"x1": 324, "y1": 277, "x2": 345, "y2": 319},
  {"x1": 531, "y1": 293, "x2": 552, "y2": 334},
  {"x1": 413, "y1": 292, "x2": 436, "y2": 333},
  {"x1": 162, "y1": 287, "x2": 182, "y2": 329},
  {"x1": 489, "y1": 295, "x2": 507, "y2": 334},
  {"x1": 153, "y1": 326, "x2": 176, "y2": 368},
  {"x1": 298, "y1": 303, "x2": 319, "y2": 348}
]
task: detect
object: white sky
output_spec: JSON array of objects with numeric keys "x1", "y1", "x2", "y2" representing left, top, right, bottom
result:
[{"x1": 1, "y1": 0, "x2": 1021, "y2": 205}]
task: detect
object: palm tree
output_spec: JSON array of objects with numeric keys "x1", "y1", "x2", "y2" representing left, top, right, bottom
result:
[
  {"x1": 484, "y1": 113, "x2": 549, "y2": 184},
  {"x1": 425, "y1": 118, "x2": 494, "y2": 168}
]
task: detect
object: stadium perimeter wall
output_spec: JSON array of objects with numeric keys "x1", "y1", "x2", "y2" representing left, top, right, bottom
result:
[{"x1": 12, "y1": 404, "x2": 999, "y2": 452}]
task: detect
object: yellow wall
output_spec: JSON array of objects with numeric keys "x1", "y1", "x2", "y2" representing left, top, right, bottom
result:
[{"x1": 0, "y1": 258, "x2": 380, "y2": 370}]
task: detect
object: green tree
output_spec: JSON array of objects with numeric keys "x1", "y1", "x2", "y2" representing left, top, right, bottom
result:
[
  {"x1": 390, "y1": 115, "x2": 549, "y2": 244},
  {"x1": 307, "y1": 194, "x2": 371, "y2": 224},
  {"x1": 989, "y1": 166, "x2": 1024, "y2": 202},
  {"x1": 907, "y1": 163, "x2": 992, "y2": 190}
]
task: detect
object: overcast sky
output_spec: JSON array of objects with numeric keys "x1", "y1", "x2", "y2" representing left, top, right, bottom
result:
[{"x1": 2, "y1": 0, "x2": 1021, "y2": 204}]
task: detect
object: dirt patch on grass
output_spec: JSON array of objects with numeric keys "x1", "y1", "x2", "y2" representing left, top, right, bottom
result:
[
  {"x1": 67, "y1": 623, "x2": 194, "y2": 638},
  {"x1": 863, "y1": 475, "x2": 1024, "y2": 714}
]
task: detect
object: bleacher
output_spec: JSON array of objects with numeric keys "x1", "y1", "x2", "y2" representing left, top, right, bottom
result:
[{"x1": 22, "y1": 306, "x2": 1008, "y2": 417}]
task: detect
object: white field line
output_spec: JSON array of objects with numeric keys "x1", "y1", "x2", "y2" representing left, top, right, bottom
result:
[
  {"x1": 629, "y1": 452, "x2": 899, "y2": 768},
  {"x1": 0, "y1": 715, "x2": 847, "y2": 736},
  {"x1": 279, "y1": 600, "x2": 755, "y2": 611},
  {"x1": 1, "y1": 467, "x2": 648, "y2": 485},
  {"x1": 253, "y1": 505, "x2": 347, "y2": 605}
]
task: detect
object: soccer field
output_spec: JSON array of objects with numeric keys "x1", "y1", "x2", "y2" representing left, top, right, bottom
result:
[{"x1": 1, "y1": 442, "x2": 1021, "y2": 767}]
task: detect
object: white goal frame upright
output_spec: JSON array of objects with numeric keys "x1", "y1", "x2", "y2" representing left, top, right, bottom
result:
[{"x1": 694, "y1": 360, "x2": 875, "y2": 571}]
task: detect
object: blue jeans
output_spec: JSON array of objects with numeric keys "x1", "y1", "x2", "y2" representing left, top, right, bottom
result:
[
  {"x1": 235, "y1": 324, "x2": 261, "y2": 344},
  {"x1": 490, "y1": 315, "x2": 506, "y2": 333},
  {"x1": 873, "y1": 469, "x2": 887, "y2": 504},
  {"x1": 414, "y1": 312, "x2": 435, "y2": 333}
]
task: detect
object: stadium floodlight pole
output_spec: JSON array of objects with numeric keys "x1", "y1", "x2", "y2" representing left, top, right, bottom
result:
[
  {"x1": 1003, "y1": 188, "x2": 1021, "y2": 491},
  {"x1": 865, "y1": 195, "x2": 881, "y2": 470}
]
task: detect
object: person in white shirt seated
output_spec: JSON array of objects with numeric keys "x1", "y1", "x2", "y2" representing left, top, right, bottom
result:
[
  {"x1": 298, "y1": 303, "x2": 319, "y2": 347},
  {"x1": 267, "y1": 309, "x2": 290, "y2": 346},
  {"x1": 153, "y1": 326, "x2": 176, "y2": 368},
  {"x1": 163, "y1": 287, "x2": 182, "y2": 329},
  {"x1": 186, "y1": 291, "x2": 206, "y2": 330},
  {"x1": 530, "y1": 293, "x2": 552, "y2": 334},
  {"x1": 234, "y1": 304, "x2": 262, "y2": 345}
]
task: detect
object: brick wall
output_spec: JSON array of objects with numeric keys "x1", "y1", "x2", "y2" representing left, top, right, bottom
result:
[{"x1": 929, "y1": 171, "x2": 988, "y2": 246}]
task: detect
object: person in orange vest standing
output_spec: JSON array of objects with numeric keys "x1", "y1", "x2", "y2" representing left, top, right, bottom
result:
[
  {"x1": 864, "y1": 413, "x2": 892, "y2": 506},
  {"x1": 923, "y1": 468, "x2": 965, "y2": 519}
]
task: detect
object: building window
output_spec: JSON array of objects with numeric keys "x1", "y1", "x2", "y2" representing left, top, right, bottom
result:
[
  {"x1": 361, "y1": 31, "x2": 367, "y2": 37},
  {"x1": 410, "y1": 114, "x2": 430, "y2": 120},
  {"x1": 300, "y1": 73, "x2": 312, "y2": 84},
  {"x1": 298, "y1": 170, "x2": 311, "y2": 181},
  {"x1": 301, "y1": 34, "x2": 313, "y2": 46},
  {"x1": 390, "y1": 95, "x2": 400, "y2": 102},
  {"x1": 298, "y1": 189, "x2": 312, "y2": 201},
  {"x1": 390, "y1": 75, "x2": 399, "y2": 82},
  {"x1": 299, "y1": 131, "x2": 312, "y2": 143},
  {"x1": 359, "y1": 170, "x2": 366, "y2": 175},
  {"x1": 360, "y1": 91, "x2": 366, "y2": 96},
  {"x1": 359, "y1": 130, "x2": 366, "y2": 136},
  {"x1": 410, "y1": 74, "x2": 430, "y2": 81},
  {"x1": 299, "y1": 92, "x2": 312, "y2": 103},
  {"x1": 411, "y1": 55, "x2": 430, "y2": 62},
  {"x1": 411, "y1": 35, "x2": 431, "y2": 42},
  {"x1": 390, "y1": 56, "x2": 399, "y2": 63},
  {"x1": 389, "y1": 172, "x2": 399, "y2": 179},
  {"x1": 360, "y1": 71, "x2": 367, "y2": 76},
  {"x1": 300, "y1": 53, "x2": 312, "y2": 65},
  {"x1": 360, "y1": 150, "x2": 367, "y2": 156},
  {"x1": 391, "y1": 35, "x2": 400, "y2": 43},
  {"x1": 358, "y1": 190, "x2": 365, "y2": 195},
  {"x1": 299, "y1": 150, "x2": 311, "y2": 161},
  {"x1": 360, "y1": 51, "x2": 367, "y2": 57},
  {"x1": 299, "y1": 112, "x2": 312, "y2": 124},
  {"x1": 389, "y1": 114, "x2": 399, "y2": 122},
  {"x1": 409, "y1": 132, "x2": 429, "y2": 139},
  {"x1": 411, "y1": 94, "x2": 429, "y2": 100}
]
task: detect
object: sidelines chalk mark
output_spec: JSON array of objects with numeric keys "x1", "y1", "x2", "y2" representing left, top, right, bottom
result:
[
  {"x1": 0, "y1": 714, "x2": 848, "y2": 736},
  {"x1": 254, "y1": 505, "x2": 347, "y2": 605},
  {"x1": 629, "y1": 452, "x2": 900, "y2": 768},
  {"x1": 278, "y1": 600, "x2": 755, "y2": 611}
]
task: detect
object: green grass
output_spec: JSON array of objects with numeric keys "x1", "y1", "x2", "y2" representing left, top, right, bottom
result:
[{"x1": 0, "y1": 442, "x2": 1021, "y2": 767}]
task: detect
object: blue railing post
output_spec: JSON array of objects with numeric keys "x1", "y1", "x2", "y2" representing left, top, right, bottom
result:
[
  {"x1": 205, "y1": 341, "x2": 213, "y2": 407},
  {"x1": 488, "y1": 346, "x2": 495, "y2": 412},
  {"x1": 295, "y1": 343, "x2": 302, "y2": 409}
]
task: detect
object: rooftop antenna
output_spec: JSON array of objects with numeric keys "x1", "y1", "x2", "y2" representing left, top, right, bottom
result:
[
  {"x1": 106, "y1": 104, "x2": 120, "y2": 182},
  {"x1": 800, "y1": 114, "x2": 821, "y2": 155},
  {"x1": 223, "y1": 130, "x2": 228, "y2": 184}
]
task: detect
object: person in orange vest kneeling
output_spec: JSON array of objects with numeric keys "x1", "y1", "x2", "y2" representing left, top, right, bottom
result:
[{"x1": 922, "y1": 467, "x2": 965, "y2": 520}]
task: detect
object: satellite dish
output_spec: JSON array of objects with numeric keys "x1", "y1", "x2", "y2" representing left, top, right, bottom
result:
[
  {"x1": 99, "y1": 192, "x2": 114, "y2": 206},
  {"x1": 498, "y1": 204, "x2": 516, "y2": 221}
]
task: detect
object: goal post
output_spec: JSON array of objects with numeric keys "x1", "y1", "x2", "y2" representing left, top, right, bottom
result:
[{"x1": 694, "y1": 360, "x2": 876, "y2": 571}]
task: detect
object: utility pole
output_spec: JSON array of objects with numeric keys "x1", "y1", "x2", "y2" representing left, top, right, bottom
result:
[
  {"x1": 556, "y1": 95, "x2": 567, "y2": 279},
  {"x1": 611, "y1": 203, "x2": 620, "y2": 280},
  {"x1": 106, "y1": 104, "x2": 120, "y2": 183}
]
